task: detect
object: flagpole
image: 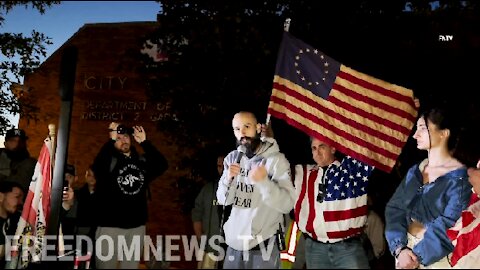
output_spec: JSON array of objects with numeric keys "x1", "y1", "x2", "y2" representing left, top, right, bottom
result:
[
  {"x1": 48, "y1": 124, "x2": 56, "y2": 168},
  {"x1": 47, "y1": 46, "x2": 77, "y2": 266},
  {"x1": 264, "y1": 18, "x2": 292, "y2": 136}
]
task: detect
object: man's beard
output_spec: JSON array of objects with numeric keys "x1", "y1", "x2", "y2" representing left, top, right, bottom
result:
[
  {"x1": 5, "y1": 148, "x2": 30, "y2": 162},
  {"x1": 121, "y1": 144, "x2": 131, "y2": 153},
  {"x1": 236, "y1": 134, "x2": 261, "y2": 158},
  {"x1": 116, "y1": 143, "x2": 131, "y2": 154}
]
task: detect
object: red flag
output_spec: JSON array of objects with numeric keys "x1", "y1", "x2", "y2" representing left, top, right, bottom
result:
[
  {"x1": 268, "y1": 32, "x2": 418, "y2": 172},
  {"x1": 7, "y1": 137, "x2": 53, "y2": 268}
]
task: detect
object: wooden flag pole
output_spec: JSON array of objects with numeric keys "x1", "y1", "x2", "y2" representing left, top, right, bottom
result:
[
  {"x1": 264, "y1": 18, "x2": 292, "y2": 138},
  {"x1": 48, "y1": 124, "x2": 56, "y2": 169}
]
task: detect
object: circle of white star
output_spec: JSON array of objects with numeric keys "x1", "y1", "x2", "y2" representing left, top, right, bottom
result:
[{"x1": 294, "y1": 48, "x2": 330, "y2": 85}]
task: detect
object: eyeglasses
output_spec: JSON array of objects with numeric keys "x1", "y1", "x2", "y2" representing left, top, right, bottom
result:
[{"x1": 316, "y1": 183, "x2": 326, "y2": 203}]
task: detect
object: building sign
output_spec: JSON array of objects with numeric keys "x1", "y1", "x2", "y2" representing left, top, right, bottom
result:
[
  {"x1": 80, "y1": 100, "x2": 178, "y2": 122},
  {"x1": 83, "y1": 74, "x2": 128, "y2": 90},
  {"x1": 80, "y1": 73, "x2": 178, "y2": 122}
]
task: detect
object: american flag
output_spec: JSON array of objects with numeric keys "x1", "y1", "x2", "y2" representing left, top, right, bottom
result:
[
  {"x1": 268, "y1": 32, "x2": 418, "y2": 172},
  {"x1": 294, "y1": 157, "x2": 374, "y2": 242},
  {"x1": 447, "y1": 192, "x2": 480, "y2": 267},
  {"x1": 7, "y1": 137, "x2": 53, "y2": 268}
]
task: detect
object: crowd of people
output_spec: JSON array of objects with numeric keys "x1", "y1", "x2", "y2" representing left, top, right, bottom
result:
[
  {"x1": 194, "y1": 101, "x2": 480, "y2": 269},
  {"x1": 1, "y1": 96, "x2": 479, "y2": 270},
  {"x1": 0, "y1": 123, "x2": 168, "y2": 269}
]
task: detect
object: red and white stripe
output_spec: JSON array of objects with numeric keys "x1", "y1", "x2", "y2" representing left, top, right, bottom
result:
[
  {"x1": 447, "y1": 192, "x2": 480, "y2": 268},
  {"x1": 9, "y1": 137, "x2": 53, "y2": 265},
  {"x1": 268, "y1": 33, "x2": 418, "y2": 172},
  {"x1": 294, "y1": 165, "x2": 367, "y2": 243}
]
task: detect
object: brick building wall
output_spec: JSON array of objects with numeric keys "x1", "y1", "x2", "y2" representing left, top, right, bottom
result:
[{"x1": 19, "y1": 22, "x2": 197, "y2": 268}]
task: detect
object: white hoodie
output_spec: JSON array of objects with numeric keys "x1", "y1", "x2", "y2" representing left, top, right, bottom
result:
[{"x1": 217, "y1": 137, "x2": 295, "y2": 251}]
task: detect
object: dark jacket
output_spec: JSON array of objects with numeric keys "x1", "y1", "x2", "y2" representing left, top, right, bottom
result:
[
  {"x1": 91, "y1": 140, "x2": 168, "y2": 228},
  {"x1": 191, "y1": 181, "x2": 222, "y2": 252},
  {"x1": 74, "y1": 185, "x2": 97, "y2": 228},
  {"x1": 0, "y1": 149, "x2": 37, "y2": 192}
]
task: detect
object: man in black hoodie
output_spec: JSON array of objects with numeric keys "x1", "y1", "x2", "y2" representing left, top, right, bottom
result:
[
  {"x1": 92, "y1": 122, "x2": 168, "y2": 269},
  {"x1": 0, "y1": 129, "x2": 36, "y2": 192}
]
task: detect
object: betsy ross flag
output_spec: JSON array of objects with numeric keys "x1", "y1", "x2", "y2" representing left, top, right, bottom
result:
[
  {"x1": 447, "y1": 192, "x2": 480, "y2": 268},
  {"x1": 268, "y1": 32, "x2": 418, "y2": 172},
  {"x1": 7, "y1": 138, "x2": 53, "y2": 269}
]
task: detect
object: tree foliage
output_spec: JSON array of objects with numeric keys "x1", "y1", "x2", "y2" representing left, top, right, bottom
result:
[
  {"x1": 137, "y1": 1, "x2": 480, "y2": 216},
  {"x1": 139, "y1": 1, "x2": 291, "y2": 149},
  {"x1": 0, "y1": 1, "x2": 60, "y2": 132},
  {"x1": 142, "y1": 0, "x2": 479, "y2": 163}
]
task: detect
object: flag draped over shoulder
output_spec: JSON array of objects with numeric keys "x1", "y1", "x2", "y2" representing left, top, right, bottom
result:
[
  {"x1": 268, "y1": 32, "x2": 418, "y2": 172},
  {"x1": 7, "y1": 137, "x2": 53, "y2": 269},
  {"x1": 447, "y1": 192, "x2": 480, "y2": 268}
]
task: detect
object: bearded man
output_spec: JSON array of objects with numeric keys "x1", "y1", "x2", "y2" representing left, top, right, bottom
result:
[
  {"x1": 91, "y1": 122, "x2": 168, "y2": 269},
  {"x1": 216, "y1": 111, "x2": 295, "y2": 269}
]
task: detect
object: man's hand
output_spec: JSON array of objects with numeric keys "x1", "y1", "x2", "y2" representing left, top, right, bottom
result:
[
  {"x1": 249, "y1": 159, "x2": 267, "y2": 183},
  {"x1": 227, "y1": 163, "x2": 241, "y2": 184},
  {"x1": 132, "y1": 125, "x2": 146, "y2": 143},
  {"x1": 261, "y1": 123, "x2": 274, "y2": 139},
  {"x1": 62, "y1": 186, "x2": 74, "y2": 211},
  {"x1": 396, "y1": 248, "x2": 419, "y2": 269},
  {"x1": 109, "y1": 122, "x2": 120, "y2": 141},
  {"x1": 414, "y1": 98, "x2": 420, "y2": 109}
]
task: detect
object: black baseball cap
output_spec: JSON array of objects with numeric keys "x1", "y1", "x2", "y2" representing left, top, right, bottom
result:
[
  {"x1": 65, "y1": 164, "x2": 76, "y2": 176},
  {"x1": 5, "y1": 128, "x2": 28, "y2": 141}
]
